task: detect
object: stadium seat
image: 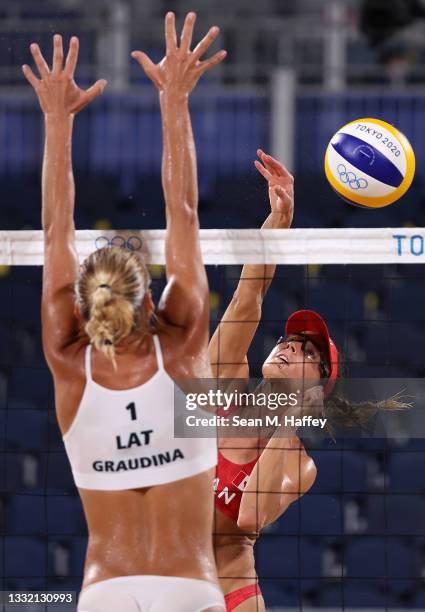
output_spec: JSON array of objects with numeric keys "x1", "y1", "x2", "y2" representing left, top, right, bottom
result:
[
  {"x1": 75, "y1": 174, "x2": 119, "y2": 219},
  {"x1": 304, "y1": 283, "x2": 364, "y2": 321},
  {"x1": 341, "y1": 451, "x2": 369, "y2": 494},
  {"x1": 386, "y1": 323, "x2": 425, "y2": 366},
  {"x1": 0, "y1": 325, "x2": 12, "y2": 366},
  {"x1": 0, "y1": 410, "x2": 6, "y2": 450},
  {"x1": 5, "y1": 536, "x2": 46, "y2": 577},
  {"x1": 47, "y1": 497, "x2": 86, "y2": 535},
  {"x1": 256, "y1": 536, "x2": 299, "y2": 580},
  {"x1": 47, "y1": 536, "x2": 86, "y2": 579},
  {"x1": 5, "y1": 452, "x2": 46, "y2": 493},
  {"x1": 294, "y1": 173, "x2": 345, "y2": 227},
  {"x1": 46, "y1": 453, "x2": 75, "y2": 494},
  {"x1": 12, "y1": 325, "x2": 46, "y2": 369},
  {"x1": 412, "y1": 587, "x2": 425, "y2": 608},
  {"x1": 5, "y1": 495, "x2": 46, "y2": 535},
  {"x1": 390, "y1": 281, "x2": 425, "y2": 322},
  {"x1": 12, "y1": 281, "x2": 41, "y2": 325},
  {"x1": 9, "y1": 367, "x2": 53, "y2": 408},
  {"x1": 6, "y1": 409, "x2": 48, "y2": 451},
  {"x1": 130, "y1": 176, "x2": 164, "y2": 227},
  {"x1": 298, "y1": 495, "x2": 342, "y2": 535},
  {"x1": 211, "y1": 175, "x2": 265, "y2": 228},
  {"x1": 300, "y1": 541, "x2": 324, "y2": 582},
  {"x1": 367, "y1": 495, "x2": 425, "y2": 535},
  {"x1": 255, "y1": 535, "x2": 322, "y2": 582},
  {"x1": 344, "y1": 537, "x2": 419, "y2": 583},
  {"x1": 317, "y1": 582, "x2": 388, "y2": 607},
  {"x1": 308, "y1": 450, "x2": 369, "y2": 495},
  {"x1": 260, "y1": 581, "x2": 300, "y2": 606},
  {"x1": 0, "y1": 177, "x2": 41, "y2": 228},
  {"x1": 273, "y1": 501, "x2": 301, "y2": 535},
  {"x1": 69, "y1": 536, "x2": 87, "y2": 577},
  {"x1": 388, "y1": 452, "x2": 425, "y2": 492},
  {"x1": 308, "y1": 449, "x2": 343, "y2": 493},
  {"x1": 357, "y1": 321, "x2": 391, "y2": 364},
  {"x1": 199, "y1": 202, "x2": 245, "y2": 230},
  {"x1": 47, "y1": 539, "x2": 71, "y2": 578}
]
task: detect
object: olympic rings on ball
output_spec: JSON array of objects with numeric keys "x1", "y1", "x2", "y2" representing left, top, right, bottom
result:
[
  {"x1": 337, "y1": 164, "x2": 368, "y2": 191},
  {"x1": 324, "y1": 117, "x2": 415, "y2": 208},
  {"x1": 95, "y1": 235, "x2": 143, "y2": 251}
]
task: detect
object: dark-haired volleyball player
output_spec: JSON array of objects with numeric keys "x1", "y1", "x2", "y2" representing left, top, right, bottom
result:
[
  {"x1": 23, "y1": 13, "x2": 227, "y2": 611},
  {"x1": 209, "y1": 151, "x2": 406, "y2": 611}
]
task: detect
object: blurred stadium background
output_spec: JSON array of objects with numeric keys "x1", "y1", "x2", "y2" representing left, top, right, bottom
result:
[{"x1": 1, "y1": 0, "x2": 425, "y2": 610}]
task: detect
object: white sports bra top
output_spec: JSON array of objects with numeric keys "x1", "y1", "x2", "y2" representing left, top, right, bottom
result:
[{"x1": 63, "y1": 335, "x2": 217, "y2": 490}]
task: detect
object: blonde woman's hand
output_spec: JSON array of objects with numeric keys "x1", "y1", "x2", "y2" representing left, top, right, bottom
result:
[
  {"x1": 132, "y1": 12, "x2": 226, "y2": 97},
  {"x1": 22, "y1": 35, "x2": 107, "y2": 117}
]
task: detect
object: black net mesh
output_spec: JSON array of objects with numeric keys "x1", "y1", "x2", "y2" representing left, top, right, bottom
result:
[{"x1": 0, "y1": 261, "x2": 424, "y2": 610}]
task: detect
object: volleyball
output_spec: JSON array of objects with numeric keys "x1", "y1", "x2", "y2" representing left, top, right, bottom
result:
[{"x1": 324, "y1": 118, "x2": 415, "y2": 208}]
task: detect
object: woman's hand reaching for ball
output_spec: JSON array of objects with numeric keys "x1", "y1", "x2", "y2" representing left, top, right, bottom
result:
[{"x1": 255, "y1": 149, "x2": 294, "y2": 229}]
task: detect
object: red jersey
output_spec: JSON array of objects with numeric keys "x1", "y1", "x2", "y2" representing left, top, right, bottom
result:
[{"x1": 214, "y1": 450, "x2": 259, "y2": 521}]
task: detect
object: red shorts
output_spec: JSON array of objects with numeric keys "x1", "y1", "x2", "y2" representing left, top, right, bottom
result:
[{"x1": 224, "y1": 584, "x2": 262, "y2": 611}]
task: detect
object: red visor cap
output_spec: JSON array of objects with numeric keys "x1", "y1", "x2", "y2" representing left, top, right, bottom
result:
[{"x1": 285, "y1": 309, "x2": 339, "y2": 397}]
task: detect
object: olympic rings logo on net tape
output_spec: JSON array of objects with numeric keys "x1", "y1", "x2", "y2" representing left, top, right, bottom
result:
[
  {"x1": 95, "y1": 235, "x2": 143, "y2": 251},
  {"x1": 337, "y1": 164, "x2": 368, "y2": 190}
]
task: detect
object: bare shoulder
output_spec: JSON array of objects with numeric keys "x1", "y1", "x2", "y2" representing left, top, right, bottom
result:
[{"x1": 155, "y1": 320, "x2": 211, "y2": 379}]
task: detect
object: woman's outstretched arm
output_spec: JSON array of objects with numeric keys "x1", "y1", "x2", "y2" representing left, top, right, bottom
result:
[
  {"x1": 22, "y1": 35, "x2": 106, "y2": 369},
  {"x1": 132, "y1": 12, "x2": 226, "y2": 335},
  {"x1": 209, "y1": 151, "x2": 294, "y2": 379}
]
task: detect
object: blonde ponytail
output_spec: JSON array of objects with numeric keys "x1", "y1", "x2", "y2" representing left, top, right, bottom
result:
[{"x1": 76, "y1": 247, "x2": 151, "y2": 367}]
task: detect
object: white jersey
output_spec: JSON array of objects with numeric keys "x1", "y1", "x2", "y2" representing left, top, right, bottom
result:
[{"x1": 63, "y1": 335, "x2": 217, "y2": 490}]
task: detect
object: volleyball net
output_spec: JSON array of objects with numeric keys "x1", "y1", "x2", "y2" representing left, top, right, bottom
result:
[
  {"x1": 1, "y1": 228, "x2": 425, "y2": 611},
  {"x1": 0, "y1": 228, "x2": 424, "y2": 266}
]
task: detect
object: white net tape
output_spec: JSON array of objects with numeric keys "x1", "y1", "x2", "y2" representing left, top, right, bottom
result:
[{"x1": 0, "y1": 228, "x2": 423, "y2": 265}]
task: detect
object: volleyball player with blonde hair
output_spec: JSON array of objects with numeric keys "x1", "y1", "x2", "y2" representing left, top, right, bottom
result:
[{"x1": 23, "y1": 12, "x2": 226, "y2": 612}]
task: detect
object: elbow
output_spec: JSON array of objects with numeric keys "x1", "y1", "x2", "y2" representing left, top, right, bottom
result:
[
  {"x1": 277, "y1": 462, "x2": 318, "y2": 516},
  {"x1": 43, "y1": 224, "x2": 53, "y2": 240},
  {"x1": 237, "y1": 509, "x2": 262, "y2": 533},
  {"x1": 289, "y1": 457, "x2": 317, "y2": 502},
  {"x1": 43, "y1": 219, "x2": 75, "y2": 242},
  {"x1": 179, "y1": 202, "x2": 197, "y2": 220},
  {"x1": 300, "y1": 457, "x2": 317, "y2": 496},
  {"x1": 166, "y1": 199, "x2": 197, "y2": 222}
]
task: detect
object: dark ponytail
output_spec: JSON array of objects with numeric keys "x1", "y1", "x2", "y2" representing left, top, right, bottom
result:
[
  {"x1": 323, "y1": 354, "x2": 412, "y2": 429},
  {"x1": 324, "y1": 391, "x2": 412, "y2": 428}
]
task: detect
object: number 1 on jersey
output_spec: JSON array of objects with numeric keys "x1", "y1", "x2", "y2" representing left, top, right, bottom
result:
[{"x1": 126, "y1": 402, "x2": 137, "y2": 421}]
